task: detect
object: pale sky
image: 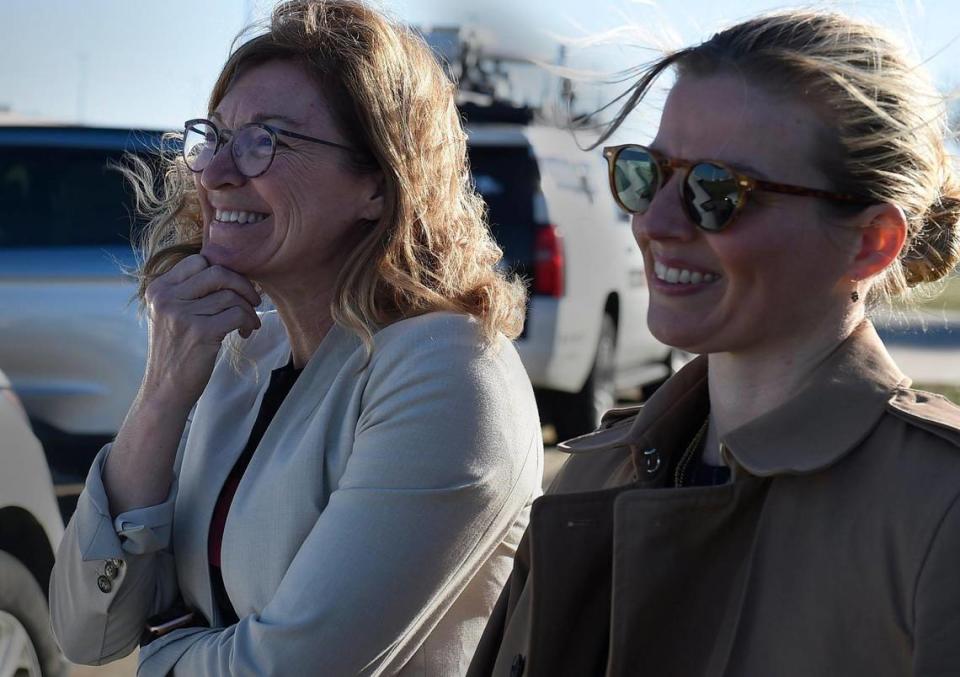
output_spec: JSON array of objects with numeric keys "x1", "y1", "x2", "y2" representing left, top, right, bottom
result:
[{"x1": 2, "y1": 0, "x2": 959, "y2": 134}]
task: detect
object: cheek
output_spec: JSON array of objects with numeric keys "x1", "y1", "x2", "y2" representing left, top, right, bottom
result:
[
  {"x1": 630, "y1": 215, "x2": 647, "y2": 248},
  {"x1": 716, "y1": 225, "x2": 846, "y2": 313}
]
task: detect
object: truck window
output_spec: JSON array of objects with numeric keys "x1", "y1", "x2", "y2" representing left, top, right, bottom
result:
[
  {"x1": 468, "y1": 145, "x2": 540, "y2": 277},
  {"x1": 0, "y1": 147, "x2": 141, "y2": 248}
]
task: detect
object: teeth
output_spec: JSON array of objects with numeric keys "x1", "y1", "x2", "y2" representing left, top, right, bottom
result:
[
  {"x1": 214, "y1": 209, "x2": 269, "y2": 224},
  {"x1": 653, "y1": 261, "x2": 718, "y2": 285}
]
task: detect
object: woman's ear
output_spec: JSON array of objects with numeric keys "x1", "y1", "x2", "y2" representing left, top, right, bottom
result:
[
  {"x1": 360, "y1": 171, "x2": 386, "y2": 222},
  {"x1": 847, "y1": 202, "x2": 908, "y2": 282}
]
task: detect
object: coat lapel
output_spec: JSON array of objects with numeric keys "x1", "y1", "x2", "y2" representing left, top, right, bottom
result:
[
  {"x1": 217, "y1": 324, "x2": 362, "y2": 614},
  {"x1": 606, "y1": 479, "x2": 770, "y2": 676},
  {"x1": 173, "y1": 319, "x2": 290, "y2": 620},
  {"x1": 527, "y1": 487, "x2": 627, "y2": 675}
]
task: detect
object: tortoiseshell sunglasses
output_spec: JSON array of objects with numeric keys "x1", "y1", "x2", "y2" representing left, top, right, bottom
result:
[{"x1": 602, "y1": 144, "x2": 871, "y2": 231}]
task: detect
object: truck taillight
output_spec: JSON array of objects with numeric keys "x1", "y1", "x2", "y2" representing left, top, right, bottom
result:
[{"x1": 533, "y1": 224, "x2": 564, "y2": 297}]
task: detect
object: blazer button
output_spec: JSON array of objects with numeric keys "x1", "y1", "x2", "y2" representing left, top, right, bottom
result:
[
  {"x1": 97, "y1": 575, "x2": 113, "y2": 593},
  {"x1": 642, "y1": 448, "x2": 661, "y2": 475},
  {"x1": 510, "y1": 654, "x2": 526, "y2": 677},
  {"x1": 104, "y1": 560, "x2": 121, "y2": 579}
]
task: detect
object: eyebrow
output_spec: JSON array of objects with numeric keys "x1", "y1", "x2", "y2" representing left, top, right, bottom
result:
[{"x1": 209, "y1": 111, "x2": 303, "y2": 127}]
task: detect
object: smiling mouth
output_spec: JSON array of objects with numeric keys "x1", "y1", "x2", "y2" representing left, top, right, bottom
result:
[
  {"x1": 653, "y1": 261, "x2": 721, "y2": 285},
  {"x1": 213, "y1": 208, "x2": 271, "y2": 225}
]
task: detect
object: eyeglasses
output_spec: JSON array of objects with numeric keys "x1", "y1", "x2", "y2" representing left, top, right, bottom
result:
[
  {"x1": 602, "y1": 144, "x2": 871, "y2": 232},
  {"x1": 182, "y1": 118, "x2": 359, "y2": 178}
]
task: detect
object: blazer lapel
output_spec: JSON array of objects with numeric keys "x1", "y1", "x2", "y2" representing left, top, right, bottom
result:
[{"x1": 173, "y1": 324, "x2": 290, "y2": 621}]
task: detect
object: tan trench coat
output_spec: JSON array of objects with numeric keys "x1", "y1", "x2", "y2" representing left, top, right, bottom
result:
[{"x1": 469, "y1": 321, "x2": 960, "y2": 676}]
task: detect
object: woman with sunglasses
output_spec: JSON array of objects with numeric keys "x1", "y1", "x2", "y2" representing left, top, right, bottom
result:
[
  {"x1": 49, "y1": 1, "x2": 542, "y2": 675},
  {"x1": 470, "y1": 10, "x2": 960, "y2": 677}
]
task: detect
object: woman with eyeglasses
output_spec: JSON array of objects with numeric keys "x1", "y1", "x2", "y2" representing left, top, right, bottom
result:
[
  {"x1": 469, "y1": 10, "x2": 960, "y2": 677},
  {"x1": 49, "y1": 1, "x2": 542, "y2": 674}
]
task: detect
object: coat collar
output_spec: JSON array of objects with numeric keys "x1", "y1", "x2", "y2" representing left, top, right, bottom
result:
[{"x1": 561, "y1": 320, "x2": 909, "y2": 479}]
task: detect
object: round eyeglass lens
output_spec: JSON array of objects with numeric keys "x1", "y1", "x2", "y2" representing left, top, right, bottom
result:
[
  {"x1": 682, "y1": 162, "x2": 741, "y2": 231},
  {"x1": 183, "y1": 121, "x2": 217, "y2": 172},
  {"x1": 613, "y1": 147, "x2": 660, "y2": 214},
  {"x1": 232, "y1": 125, "x2": 275, "y2": 177}
]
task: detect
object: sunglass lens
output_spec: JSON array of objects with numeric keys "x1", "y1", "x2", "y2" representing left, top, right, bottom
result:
[
  {"x1": 683, "y1": 162, "x2": 740, "y2": 231},
  {"x1": 183, "y1": 121, "x2": 217, "y2": 172},
  {"x1": 612, "y1": 147, "x2": 660, "y2": 214},
  {"x1": 233, "y1": 126, "x2": 275, "y2": 177}
]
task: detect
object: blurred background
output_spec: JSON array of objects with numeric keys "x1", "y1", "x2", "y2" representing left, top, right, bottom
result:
[{"x1": 2, "y1": 1, "x2": 958, "y2": 675}]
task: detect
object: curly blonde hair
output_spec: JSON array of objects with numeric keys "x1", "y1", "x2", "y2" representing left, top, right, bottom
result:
[
  {"x1": 129, "y1": 0, "x2": 526, "y2": 347},
  {"x1": 596, "y1": 10, "x2": 960, "y2": 305}
]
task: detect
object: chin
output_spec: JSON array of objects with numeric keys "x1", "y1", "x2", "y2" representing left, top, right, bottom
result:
[
  {"x1": 647, "y1": 310, "x2": 702, "y2": 353},
  {"x1": 200, "y1": 243, "x2": 257, "y2": 274}
]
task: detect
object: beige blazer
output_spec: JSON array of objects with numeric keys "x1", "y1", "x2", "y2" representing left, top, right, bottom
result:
[
  {"x1": 51, "y1": 311, "x2": 543, "y2": 676},
  {"x1": 469, "y1": 320, "x2": 960, "y2": 676}
]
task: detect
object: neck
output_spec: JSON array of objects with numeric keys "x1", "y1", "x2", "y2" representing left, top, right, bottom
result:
[
  {"x1": 701, "y1": 308, "x2": 865, "y2": 464},
  {"x1": 259, "y1": 277, "x2": 337, "y2": 370}
]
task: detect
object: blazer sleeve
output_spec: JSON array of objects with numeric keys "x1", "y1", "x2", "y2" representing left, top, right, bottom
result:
[
  {"x1": 136, "y1": 319, "x2": 543, "y2": 677},
  {"x1": 913, "y1": 490, "x2": 960, "y2": 675},
  {"x1": 49, "y1": 420, "x2": 191, "y2": 665}
]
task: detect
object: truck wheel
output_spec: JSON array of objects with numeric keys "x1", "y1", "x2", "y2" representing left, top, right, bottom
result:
[
  {"x1": 553, "y1": 314, "x2": 617, "y2": 442},
  {"x1": 0, "y1": 550, "x2": 67, "y2": 677}
]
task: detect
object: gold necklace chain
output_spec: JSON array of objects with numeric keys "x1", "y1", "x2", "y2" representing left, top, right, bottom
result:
[{"x1": 674, "y1": 415, "x2": 710, "y2": 488}]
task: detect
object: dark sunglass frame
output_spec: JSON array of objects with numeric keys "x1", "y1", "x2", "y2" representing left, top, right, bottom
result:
[
  {"x1": 182, "y1": 118, "x2": 359, "y2": 178},
  {"x1": 602, "y1": 143, "x2": 871, "y2": 231}
]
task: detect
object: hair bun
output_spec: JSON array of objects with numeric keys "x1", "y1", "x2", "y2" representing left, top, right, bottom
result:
[{"x1": 902, "y1": 191, "x2": 960, "y2": 286}]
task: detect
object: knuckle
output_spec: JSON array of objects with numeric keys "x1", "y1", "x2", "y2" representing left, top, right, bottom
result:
[
  {"x1": 148, "y1": 290, "x2": 171, "y2": 312},
  {"x1": 145, "y1": 277, "x2": 165, "y2": 298}
]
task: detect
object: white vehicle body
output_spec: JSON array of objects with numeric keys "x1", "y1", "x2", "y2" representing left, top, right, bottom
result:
[
  {"x1": 468, "y1": 123, "x2": 673, "y2": 437},
  {"x1": 0, "y1": 368, "x2": 67, "y2": 676},
  {"x1": 0, "y1": 369, "x2": 63, "y2": 550},
  {"x1": 0, "y1": 125, "x2": 155, "y2": 490},
  {"x1": 0, "y1": 251, "x2": 146, "y2": 437}
]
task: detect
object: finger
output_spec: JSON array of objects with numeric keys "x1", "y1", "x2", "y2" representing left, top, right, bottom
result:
[
  {"x1": 190, "y1": 289, "x2": 257, "y2": 317},
  {"x1": 161, "y1": 254, "x2": 210, "y2": 285},
  {"x1": 193, "y1": 291, "x2": 262, "y2": 335},
  {"x1": 205, "y1": 305, "x2": 261, "y2": 341},
  {"x1": 173, "y1": 265, "x2": 261, "y2": 307}
]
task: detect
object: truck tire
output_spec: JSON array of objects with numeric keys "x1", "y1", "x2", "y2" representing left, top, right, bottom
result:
[
  {"x1": 553, "y1": 314, "x2": 617, "y2": 442},
  {"x1": 0, "y1": 550, "x2": 67, "y2": 677}
]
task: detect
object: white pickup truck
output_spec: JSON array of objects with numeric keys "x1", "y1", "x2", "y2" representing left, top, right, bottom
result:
[{"x1": 467, "y1": 111, "x2": 680, "y2": 438}]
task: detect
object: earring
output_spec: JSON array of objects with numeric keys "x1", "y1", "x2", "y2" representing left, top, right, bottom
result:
[{"x1": 851, "y1": 290, "x2": 860, "y2": 302}]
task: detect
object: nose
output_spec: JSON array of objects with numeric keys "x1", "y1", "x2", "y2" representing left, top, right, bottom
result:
[
  {"x1": 199, "y1": 137, "x2": 246, "y2": 192},
  {"x1": 631, "y1": 173, "x2": 698, "y2": 245}
]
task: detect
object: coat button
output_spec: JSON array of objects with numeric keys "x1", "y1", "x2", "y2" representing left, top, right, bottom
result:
[
  {"x1": 104, "y1": 560, "x2": 121, "y2": 579},
  {"x1": 97, "y1": 575, "x2": 113, "y2": 593},
  {"x1": 510, "y1": 654, "x2": 526, "y2": 677},
  {"x1": 642, "y1": 448, "x2": 661, "y2": 475}
]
